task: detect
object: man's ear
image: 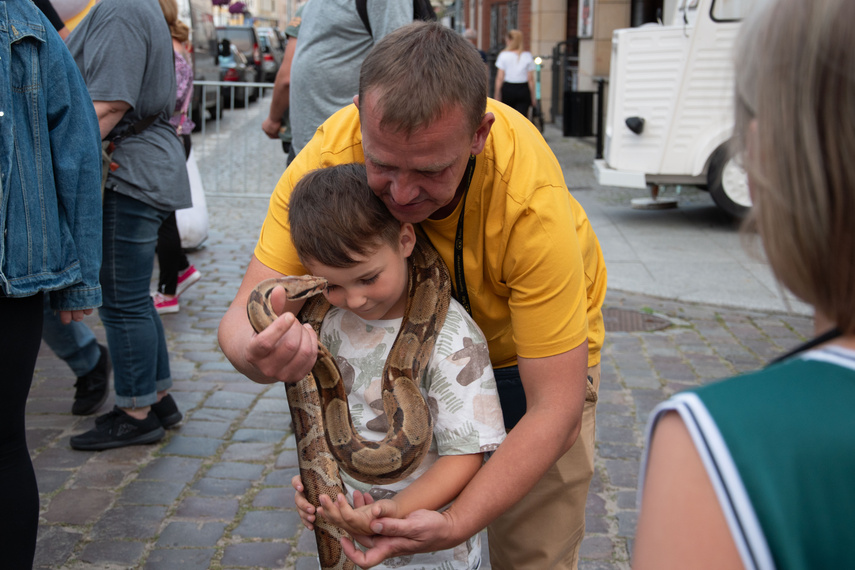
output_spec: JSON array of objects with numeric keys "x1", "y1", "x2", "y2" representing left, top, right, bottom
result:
[
  {"x1": 353, "y1": 94, "x2": 360, "y2": 109},
  {"x1": 399, "y1": 223, "x2": 416, "y2": 258},
  {"x1": 469, "y1": 112, "x2": 495, "y2": 156}
]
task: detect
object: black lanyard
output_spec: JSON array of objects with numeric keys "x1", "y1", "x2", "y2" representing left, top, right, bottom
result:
[
  {"x1": 452, "y1": 155, "x2": 477, "y2": 317},
  {"x1": 767, "y1": 326, "x2": 842, "y2": 366}
]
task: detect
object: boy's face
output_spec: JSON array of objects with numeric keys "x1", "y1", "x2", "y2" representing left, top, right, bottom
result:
[{"x1": 303, "y1": 224, "x2": 415, "y2": 322}]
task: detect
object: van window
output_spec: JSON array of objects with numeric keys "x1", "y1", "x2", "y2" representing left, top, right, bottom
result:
[{"x1": 711, "y1": 0, "x2": 755, "y2": 22}]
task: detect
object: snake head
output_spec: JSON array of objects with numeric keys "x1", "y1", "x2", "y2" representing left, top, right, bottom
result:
[
  {"x1": 247, "y1": 275, "x2": 328, "y2": 333},
  {"x1": 276, "y1": 275, "x2": 329, "y2": 300}
]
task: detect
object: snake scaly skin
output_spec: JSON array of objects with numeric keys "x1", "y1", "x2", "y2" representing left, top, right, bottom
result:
[{"x1": 246, "y1": 240, "x2": 451, "y2": 570}]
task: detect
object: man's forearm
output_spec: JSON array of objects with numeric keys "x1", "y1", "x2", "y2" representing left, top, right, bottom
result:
[
  {"x1": 218, "y1": 302, "x2": 277, "y2": 384},
  {"x1": 439, "y1": 343, "x2": 588, "y2": 543},
  {"x1": 217, "y1": 255, "x2": 309, "y2": 384},
  {"x1": 267, "y1": 38, "x2": 297, "y2": 122},
  {"x1": 440, "y1": 407, "x2": 575, "y2": 542}
]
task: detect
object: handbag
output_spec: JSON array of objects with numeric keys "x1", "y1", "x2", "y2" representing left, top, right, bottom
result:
[{"x1": 175, "y1": 147, "x2": 209, "y2": 250}]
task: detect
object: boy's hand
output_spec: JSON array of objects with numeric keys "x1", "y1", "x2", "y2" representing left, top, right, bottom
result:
[
  {"x1": 292, "y1": 475, "x2": 317, "y2": 530},
  {"x1": 318, "y1": 492, "x2": 399, "y2": 537}
]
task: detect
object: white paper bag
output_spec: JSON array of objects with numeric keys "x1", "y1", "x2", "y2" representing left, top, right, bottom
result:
[{"x1": 176, "y1": 148, "x2": 209, "y2": 250}]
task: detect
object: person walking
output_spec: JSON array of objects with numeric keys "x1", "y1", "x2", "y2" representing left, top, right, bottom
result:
[
  {"x1": 0, "y1": 0, "x2": 102, "y2": 563},
  {"x1": 219, "y1": 21, "x2": 606, "y2": 570},
  {"x1": 286, "y1": 0, "x2": 412, "y2": 160},
  {"x1": 152, "y1": 0, "x2": 202, "y2": 315},
  {"x1": 493, "y1": 29, "x2": 536, "y2": 119},
  {"x1": 66, "y1": 0, "x2": 191, "y2": 451}
]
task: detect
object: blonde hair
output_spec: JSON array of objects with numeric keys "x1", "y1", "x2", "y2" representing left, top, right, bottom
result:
[
  {"x1": 359, "y1": 21, "x2": 486, "y2": 137},
  {"x1": 158, "y1": 0, "x2": 189, "y2": 43},
  {"x1": 732, "y1": 0, "x2": 855, "y2": 333},
  {"x1": 505, "y1": 29, "x2": 523, "y2": 52}
]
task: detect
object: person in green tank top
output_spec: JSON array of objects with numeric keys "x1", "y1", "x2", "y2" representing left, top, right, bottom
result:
[{"x1": 632, "y1": 0, "x2": 855, "y2": 568}]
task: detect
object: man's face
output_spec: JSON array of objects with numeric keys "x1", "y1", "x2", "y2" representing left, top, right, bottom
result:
[{"x1": 358, "y1": 91, "x2": 491, "y2": 223}]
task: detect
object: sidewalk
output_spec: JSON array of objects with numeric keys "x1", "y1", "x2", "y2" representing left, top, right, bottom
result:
[{"x1": 28, "y1": 123, "x2": 814, "y2": 569}]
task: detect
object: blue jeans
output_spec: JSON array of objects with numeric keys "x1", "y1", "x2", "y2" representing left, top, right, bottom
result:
[
  {"x1": 41, "y1": 294, "x2": 100, "y2": 377},
  {"x1": 99, "y1": 190, "x2": 172, "y2": 408},
  {"x1": 494, "y1": 365, "x2": 596, "y2": 430}
]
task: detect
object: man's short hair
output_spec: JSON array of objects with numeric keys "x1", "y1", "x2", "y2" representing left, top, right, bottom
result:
[
  {"x1": 288, "y1": 163, "x2": 402, "y2": 268},
  {"x1": 359, "y1": 21, "x2": 487, "y2": 137}
]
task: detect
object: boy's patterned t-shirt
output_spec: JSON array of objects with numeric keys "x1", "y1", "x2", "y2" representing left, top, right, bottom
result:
[{"x1": 318, "y1": 297, "x2": 507, "y2": 570}]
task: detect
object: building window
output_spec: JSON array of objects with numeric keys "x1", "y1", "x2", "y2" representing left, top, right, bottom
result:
[{"x1": 489, "y1": 1, "x2": 519, "y2": 51}]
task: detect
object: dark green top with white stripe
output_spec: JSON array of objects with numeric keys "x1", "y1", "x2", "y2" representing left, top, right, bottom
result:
[{"x1": 641, "y1": 347, "x2": 855, "y2": 570}]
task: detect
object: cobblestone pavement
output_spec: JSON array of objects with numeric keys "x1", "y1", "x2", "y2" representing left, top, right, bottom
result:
[{"x1": 28, "y1": 120, "x2": 814, "y2": 569}]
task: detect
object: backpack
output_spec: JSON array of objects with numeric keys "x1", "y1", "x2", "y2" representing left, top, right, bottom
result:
[{"x1": 355, "y1": 0, "x2": 437, "y2": 37}]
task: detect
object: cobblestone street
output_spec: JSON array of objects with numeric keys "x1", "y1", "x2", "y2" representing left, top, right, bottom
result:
[{"x1": 26, "y1": 109, "x2": 814, "y2": 569}]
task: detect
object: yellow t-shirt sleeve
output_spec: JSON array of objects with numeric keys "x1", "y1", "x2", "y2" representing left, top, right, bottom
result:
[{"x1": 503, "y1": 185, "x2": 589, "y2": 360}]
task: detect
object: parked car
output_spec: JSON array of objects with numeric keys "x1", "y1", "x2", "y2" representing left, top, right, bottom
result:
[
  {"x1": 256, "y1": 27, "x2": 285, "y2": 82},
  {"x1": 216, "y1": 26, "x2": 262, "y2": 83},
  {"x1": 178, "y1": 0, "x2": 222, "y2": 127},
  {"x1": 218, "y1": 40, "x2": 258, "y2": 108}
]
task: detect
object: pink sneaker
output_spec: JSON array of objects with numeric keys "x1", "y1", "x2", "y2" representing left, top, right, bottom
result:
[
  {"x1": 152, "y1": 292, "x2": 179, "y2": 314},
  {"x1": 175, "y1": 265, "x2": 202, "y2": 296}
]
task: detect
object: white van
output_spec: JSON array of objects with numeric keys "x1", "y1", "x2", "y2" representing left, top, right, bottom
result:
[{"x1": 593, "y1": 0, "x2": 756, "y2": 216}]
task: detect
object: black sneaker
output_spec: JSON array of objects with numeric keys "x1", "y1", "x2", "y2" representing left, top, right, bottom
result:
[
  {"x1": 72, "y1": 344, "x2": 111, "y2": 416},
  {"x1": 70, "y1": 406, "x2": 165, "y2": 451},
  {"x1": 151, "y1": 393, "x2": 183, "y2": 429}
]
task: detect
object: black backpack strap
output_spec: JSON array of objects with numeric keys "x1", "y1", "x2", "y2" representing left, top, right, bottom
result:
[
  {"x1": 414, "y1": 0, "x2": 437, "y2": 21},
  {"x1": 127, "y1": 114, "x2": 159, "y2": 136},
  {"x1": 355, "y1": 0, "x2": 372, "y2": 37},
  {"x1": 109, "y1": 113, "x2": 161, "y2": 145},
  {"x1": 767, "y1": 326, "x2": 842, "y2": 366}
]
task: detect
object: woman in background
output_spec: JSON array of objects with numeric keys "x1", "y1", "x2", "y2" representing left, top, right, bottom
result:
[
  {"x1": 493, "y1": 29, "x2": 536, "y2": 118},
  {"x1": 67, "y1": 0, "x2": 191, "y2": 451},
  {"x1": 152, "y1": 0, "x2": 202, "y2": 315},
  {"x1": 633, "y1": 0, "x2": 855, "y2": 568}
]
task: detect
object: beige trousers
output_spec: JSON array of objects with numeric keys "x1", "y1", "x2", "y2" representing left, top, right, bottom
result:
[{"x1": 487, "y1": 364, "x2": 600, "y2": 570}]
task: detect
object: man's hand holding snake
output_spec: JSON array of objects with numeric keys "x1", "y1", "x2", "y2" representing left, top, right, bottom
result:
[
  {"x1": 339, "y1": 508, "x2": 459, "y2": 569},
  {"x1": 245, "y1": 282, "x2": 319, "y2": 384}
]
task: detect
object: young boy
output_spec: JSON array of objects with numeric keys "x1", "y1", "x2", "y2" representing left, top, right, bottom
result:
[{"x1": 288, "y1": 163, "x2": 506, "y2": 569}]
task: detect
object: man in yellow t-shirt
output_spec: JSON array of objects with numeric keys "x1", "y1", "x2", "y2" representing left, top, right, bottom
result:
[{"x1": 219, "y1": 21, "x2": 606, "y2": 570}]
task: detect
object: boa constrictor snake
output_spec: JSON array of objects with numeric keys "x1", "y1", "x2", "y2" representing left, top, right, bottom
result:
[{"x1": 246, "y1": 240, "x2": 451, "y2": 570}]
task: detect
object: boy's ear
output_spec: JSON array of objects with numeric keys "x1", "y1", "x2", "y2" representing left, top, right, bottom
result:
[{"x1": 399, "y1": 223, "x2": 416, "y2": 257}]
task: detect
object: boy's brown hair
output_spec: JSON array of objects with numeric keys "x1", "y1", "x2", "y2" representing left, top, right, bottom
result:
[{"x1": 288, "y1": 163, "x2": 402, "y2": 268}]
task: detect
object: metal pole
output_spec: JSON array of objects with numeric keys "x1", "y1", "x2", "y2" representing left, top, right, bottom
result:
[
  {"x1": 534, "y1": 56, "x2": 543, "y2": 131},
  {"x1": 596, "y1": 78, "x2": 605, "y2": 159},
  {"x1": 456, "y1": 0, "x2": 464, "y2": 33}
]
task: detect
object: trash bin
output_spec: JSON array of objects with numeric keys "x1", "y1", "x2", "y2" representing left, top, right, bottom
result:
[{"x1": 563, "y1": 91, "x2": 594, "y2": 137}]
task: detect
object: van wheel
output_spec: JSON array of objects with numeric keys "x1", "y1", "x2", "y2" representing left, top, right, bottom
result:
[{"x1": 707, "y1": 144, "x2": 751, "y2": 217}]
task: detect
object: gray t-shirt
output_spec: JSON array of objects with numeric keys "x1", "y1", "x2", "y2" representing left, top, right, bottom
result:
[
  {"x1": 289, "y1": 0, "x2": 412, "y2": 155},
  {"x1": 66, "y1": 0, "x2": 191, "y2": 211}
]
